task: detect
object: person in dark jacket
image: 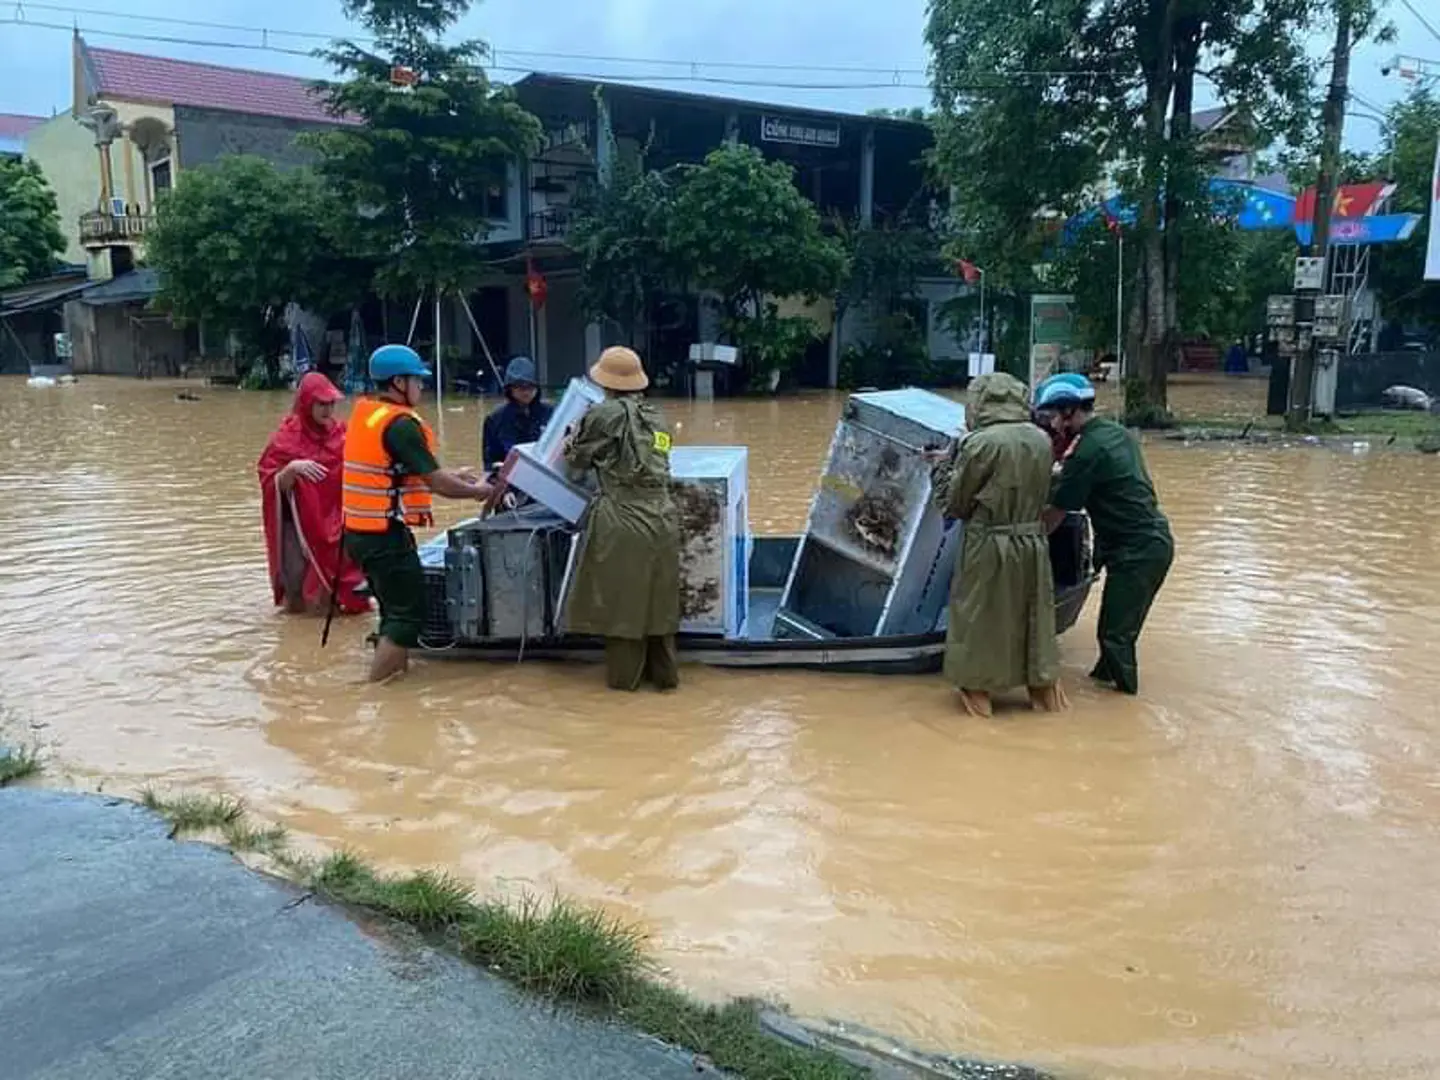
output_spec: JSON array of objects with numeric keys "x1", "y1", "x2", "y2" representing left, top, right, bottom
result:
[{"x1": 482, "y1": 356, "x2": 554, "y2": 470}]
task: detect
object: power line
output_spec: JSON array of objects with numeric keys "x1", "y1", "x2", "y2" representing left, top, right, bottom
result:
[
  {"x1": 10, "y1": 0, "x2": 1126, "y2": 81},
  {"x1": 1396, "y1": 0, "x2": 1440, "y2": 49},
  {"x1": 0, "y1": 16, "x2": 1124, "y2": 94},
  {"x1": 9, "y1": 1, "x2": 944, "y2": 77},
  {"x1": 0, "y1": 18, "x2": 934, "y2": 89}
]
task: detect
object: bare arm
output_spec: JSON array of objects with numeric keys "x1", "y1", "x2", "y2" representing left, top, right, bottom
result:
[{"x1": 423, "y1": 468, "x2": 494, "y2": 501}]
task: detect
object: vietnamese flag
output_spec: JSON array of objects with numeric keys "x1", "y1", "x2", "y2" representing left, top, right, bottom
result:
[{"x1": 956, "y1": 259, "x2": 982, "y2": 285}]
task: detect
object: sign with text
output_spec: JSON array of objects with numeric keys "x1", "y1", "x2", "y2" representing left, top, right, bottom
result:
[
  {"x1": 760, "y1": 115, "x2": 841, "y2": 148},
  {"x1": 1029, "y1": 294, "x2": 1074, "y2": 388}
]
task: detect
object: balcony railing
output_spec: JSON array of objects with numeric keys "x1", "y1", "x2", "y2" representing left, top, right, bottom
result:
[
  {"x1": 526, "y1": 206, "x2": 574, "y2": 244},
  {"x1": 79, "y1": 210, "x2": 152, "y2": 246}
]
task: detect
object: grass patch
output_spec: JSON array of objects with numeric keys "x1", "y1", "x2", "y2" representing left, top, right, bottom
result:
[
  {"x1": 1177, "y1": 410, "x2": 1440, "y2": 440},
  {"x1": 221, "y1": 819, "x2": 289, "y2": 855},
  {"x1": 312, "y1": 852, "x2": 475, "y2": 931},
  {"x1": 298, "y1": 853, "x2": 862, "y2": 1077},
  {"x1": 131, "y1": 795, "x2": 929, "y2": 1079},
  {"x1": 618, "y1": 985, "x2": 863, "y2": 1080},
  {"x1": 460, "y1": 893, "x2": 650, "y2": 1004},
  {"x1": 139, "y1": 788, "x2": 246, "y2": 832},
  {"x1": 0, "y1": 745, "x2": 41, "y2": 787}
]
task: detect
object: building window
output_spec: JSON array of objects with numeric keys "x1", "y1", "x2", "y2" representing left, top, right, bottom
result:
[
  {"x1": 484, "y1": 179, "x2": 508, "y2": 221},
  {"x1": 150, "y1": 158, "x2": 173, "y2": 202}
]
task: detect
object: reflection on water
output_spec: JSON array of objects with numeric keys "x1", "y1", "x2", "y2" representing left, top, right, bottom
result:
[{"x1": 3, "y1": 374, "x2": 1440, "y2": 1079}]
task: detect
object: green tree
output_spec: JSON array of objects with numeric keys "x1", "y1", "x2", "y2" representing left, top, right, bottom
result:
[
  {"x1": 833, "y1": 214, "x2": 943, "y2": 388},
  {"x1": 569, "y1": 161, "x2": 679, "y2": 352},
  {"x1": 147, "y1": 156, "x2": 364, "y2": 384},
  {"x1": 1370, "y1": 88, "x2": 1440, "y2": 333},
  {"x1": 309, "y1": 0, "x2": 541, "y2": 298},
  {"x1": 927, "y1": 0, "x2": 1325, "y2": 423},
  {"x1": 666, "y1": 143, "x2": 848, "y2": 388},
  {"x1": 0, "y1": 158, "x2": 65, "y2": 288}
]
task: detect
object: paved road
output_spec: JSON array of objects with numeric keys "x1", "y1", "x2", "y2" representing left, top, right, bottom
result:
[{"x1": 0, "y1": 789, "x2": 703, "y2": 1080}]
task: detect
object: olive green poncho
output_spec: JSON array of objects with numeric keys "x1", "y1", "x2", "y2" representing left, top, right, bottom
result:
[
  {"x1": 930, "y1": 373, "x2": 1060, "y2": 692},
  {"x1": 563, "y1": 396, "x2": 682, "y2": 640}
]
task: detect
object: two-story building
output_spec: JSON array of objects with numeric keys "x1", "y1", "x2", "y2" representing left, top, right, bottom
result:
[
  {"x1": 23, "y1": 34, "x2": 353, "y2": 375},
  {"x1": 21, "y1": 40, "x2": 964, "y2": 386},
  {"x1": 28, "y1": 34, "x2": 349, "y2": 274},
  {"x1": 457, "y1": 75, "x2": 962, "y2": 389}
]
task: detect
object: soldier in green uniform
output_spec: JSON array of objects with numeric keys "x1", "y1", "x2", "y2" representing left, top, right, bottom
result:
[
  {"x1": 927, "y1": 372, "x2": 1068, "y2": 717},
  {"x1": 1040, "y1": 375, "x2": 1173, "y2": 696},
  {"x1": 563, "y1": 346, "x2": 683, "y2": 691}
]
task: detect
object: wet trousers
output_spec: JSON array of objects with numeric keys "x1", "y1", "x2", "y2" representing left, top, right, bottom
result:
[
  {"x1": 604, "y1": 635, "x2": 679, "y2": 691},
  {"x1": 1091, "y1": 537, "x2": 1174, "y2": 696}
]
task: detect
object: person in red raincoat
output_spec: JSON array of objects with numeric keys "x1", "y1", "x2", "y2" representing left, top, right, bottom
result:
[{"x1": 258, "y1": 372, "x2": 369, "y2": 615}]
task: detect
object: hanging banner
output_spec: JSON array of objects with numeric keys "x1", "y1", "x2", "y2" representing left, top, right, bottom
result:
[
  {"x1": 1029, "y1": 294, "x2": 1074, "y2": 388},
  {"x1": 1294, "y1": 213, "x2": 1423, "y2": 247},
  {"x1": 1427, "y1": 135, "x2": 1440, "y2": 282}
]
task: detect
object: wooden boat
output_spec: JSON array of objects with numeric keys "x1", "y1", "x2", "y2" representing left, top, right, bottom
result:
[{"x1": 415, "y1": 514, "x2": 1095, "y2": 676}]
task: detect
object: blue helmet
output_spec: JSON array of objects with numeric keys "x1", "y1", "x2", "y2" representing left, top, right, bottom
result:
[
  {"x1": 503, "y1": 355, "x2": 538, "y2": 387},
  {"x1": 1034, "y1": 372, "x2": 1096, "y2": 410},
  {"x1": 369, "y1": 344, "x2": 431, "y2": 383}
]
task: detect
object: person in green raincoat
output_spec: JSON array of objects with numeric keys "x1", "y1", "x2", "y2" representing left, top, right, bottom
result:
[
  {"x1": 1040, "y1": 374, "x2": 1173, "y2": 696},
  {"x1": 927, "y1": 372, "x2": 1068, "y2": 717},
  {"x1": 563, "y1": 346, "x2": 683, "y2": 691}
]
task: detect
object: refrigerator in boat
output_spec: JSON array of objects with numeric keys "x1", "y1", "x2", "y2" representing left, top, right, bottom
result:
[
  {"x1": 530, "y1": 377, "x2": 605, "y2": 468},
  {"x1": 774, "y1": 389, "x2": 967, "y2": 640},
  {"x1": 669, "y1": 446, "x2": 750, "y2": 637},
  {"x1": 556, "y1": 446, "x2": 751, "y2": 639},
  {"x1": 441, "y1": 507, "x2": 575, "y2": 643}
]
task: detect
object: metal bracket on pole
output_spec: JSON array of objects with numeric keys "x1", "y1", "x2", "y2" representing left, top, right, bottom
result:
[
  {"x1": 457, "y1": 291, "x2": 505, "y2": 390},
  {"x1": 405, "y1": 291, "x2": 424, "y2": 346},
  {"x1": 434, "y1": 290, "x2": 443, "y2": 418}
]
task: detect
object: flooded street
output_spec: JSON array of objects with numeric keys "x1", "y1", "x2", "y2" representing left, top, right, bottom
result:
[{"x1": 4, "y1": 374, "x2": 1440, "y2": 1078}]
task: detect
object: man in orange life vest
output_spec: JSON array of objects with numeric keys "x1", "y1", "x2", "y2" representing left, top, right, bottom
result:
[{"x1": 342, "y1": 344, "x2": 494, "y2": 682}]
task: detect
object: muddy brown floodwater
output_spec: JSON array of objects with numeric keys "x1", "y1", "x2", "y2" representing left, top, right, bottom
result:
[{"x1": 4, "y1": 374, "x2": 1440, "y2": 1078}]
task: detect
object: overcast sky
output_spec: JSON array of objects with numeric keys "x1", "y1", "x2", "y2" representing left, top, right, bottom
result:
[{"x1": 1, "y1": 0, "x2": 1436, "y2": 157}]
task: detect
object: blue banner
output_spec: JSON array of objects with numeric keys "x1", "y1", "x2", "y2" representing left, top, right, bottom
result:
[{"x1": 1294, "y1": 214, "x2": 1422, "y2": 246}]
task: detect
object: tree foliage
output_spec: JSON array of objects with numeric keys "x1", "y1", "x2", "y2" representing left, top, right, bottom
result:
[
  {"x1": 0, "y1": 158, "x2": 65, "y2": 288},
  {"x1": 309, "y1": 0, "x2": 541, "y2": 297},
  {"x1": 667, "y1": 144, "x2": 848, "y2": 324},
  {"x1": 147, "y1": 155, "x2": 362, "y2": 378},
  {"x1": 570, "y1": 142, "x2": 848, "y2": 389},
  {"x1": 926, "y1": 0, "x2": 1328, "y2": 421},
  {"x1": 569, "y1": 161, "x2": 679, "y2": 350},
  {"x1": 1371, "y1": 88, "x2": 1440, "y2": 334}
]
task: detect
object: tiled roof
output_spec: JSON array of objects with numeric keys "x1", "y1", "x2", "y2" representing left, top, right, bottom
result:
[
  {"x1": 0, "y1": 114, "x2": 45, "y2": 140},
  {"x1": 86, "y1": 46, "x2": 352, "y2": 125}
]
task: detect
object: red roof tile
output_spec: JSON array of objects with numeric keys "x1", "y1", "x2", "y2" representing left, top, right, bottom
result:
[
  {"x1": 86, "y1": 46, "x2": 353, "y2": 126},
  {"x1": 0, "y1": 114, "x2": 45, "y2": 139}
]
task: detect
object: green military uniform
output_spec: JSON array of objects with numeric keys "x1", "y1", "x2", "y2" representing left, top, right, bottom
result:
[
  {"x1": 343, "y1": 415, "x2": 438, "y2": 650},
  {"x1": 1050, "y1": 416, "x2": 1173, "y2": 695},
  {"x1": 563, "y1": 396, "x2": 682, "y2": 690},
  {"x1": 931, "y1": 373, "x2": 1060, "y2": 693}
]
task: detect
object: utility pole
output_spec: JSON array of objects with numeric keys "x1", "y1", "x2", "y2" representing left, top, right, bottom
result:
[{"x1": 1289, "y1": 0, "x2": 1352, "y2": 427}]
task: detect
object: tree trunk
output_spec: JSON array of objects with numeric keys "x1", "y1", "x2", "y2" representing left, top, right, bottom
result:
[
  {"x1": 1131, "y1": 0, "x2": 1177, "y2": 425},
  {"x1": 1161, "y1": 24, "x2": 1201, "y2": 414}
]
